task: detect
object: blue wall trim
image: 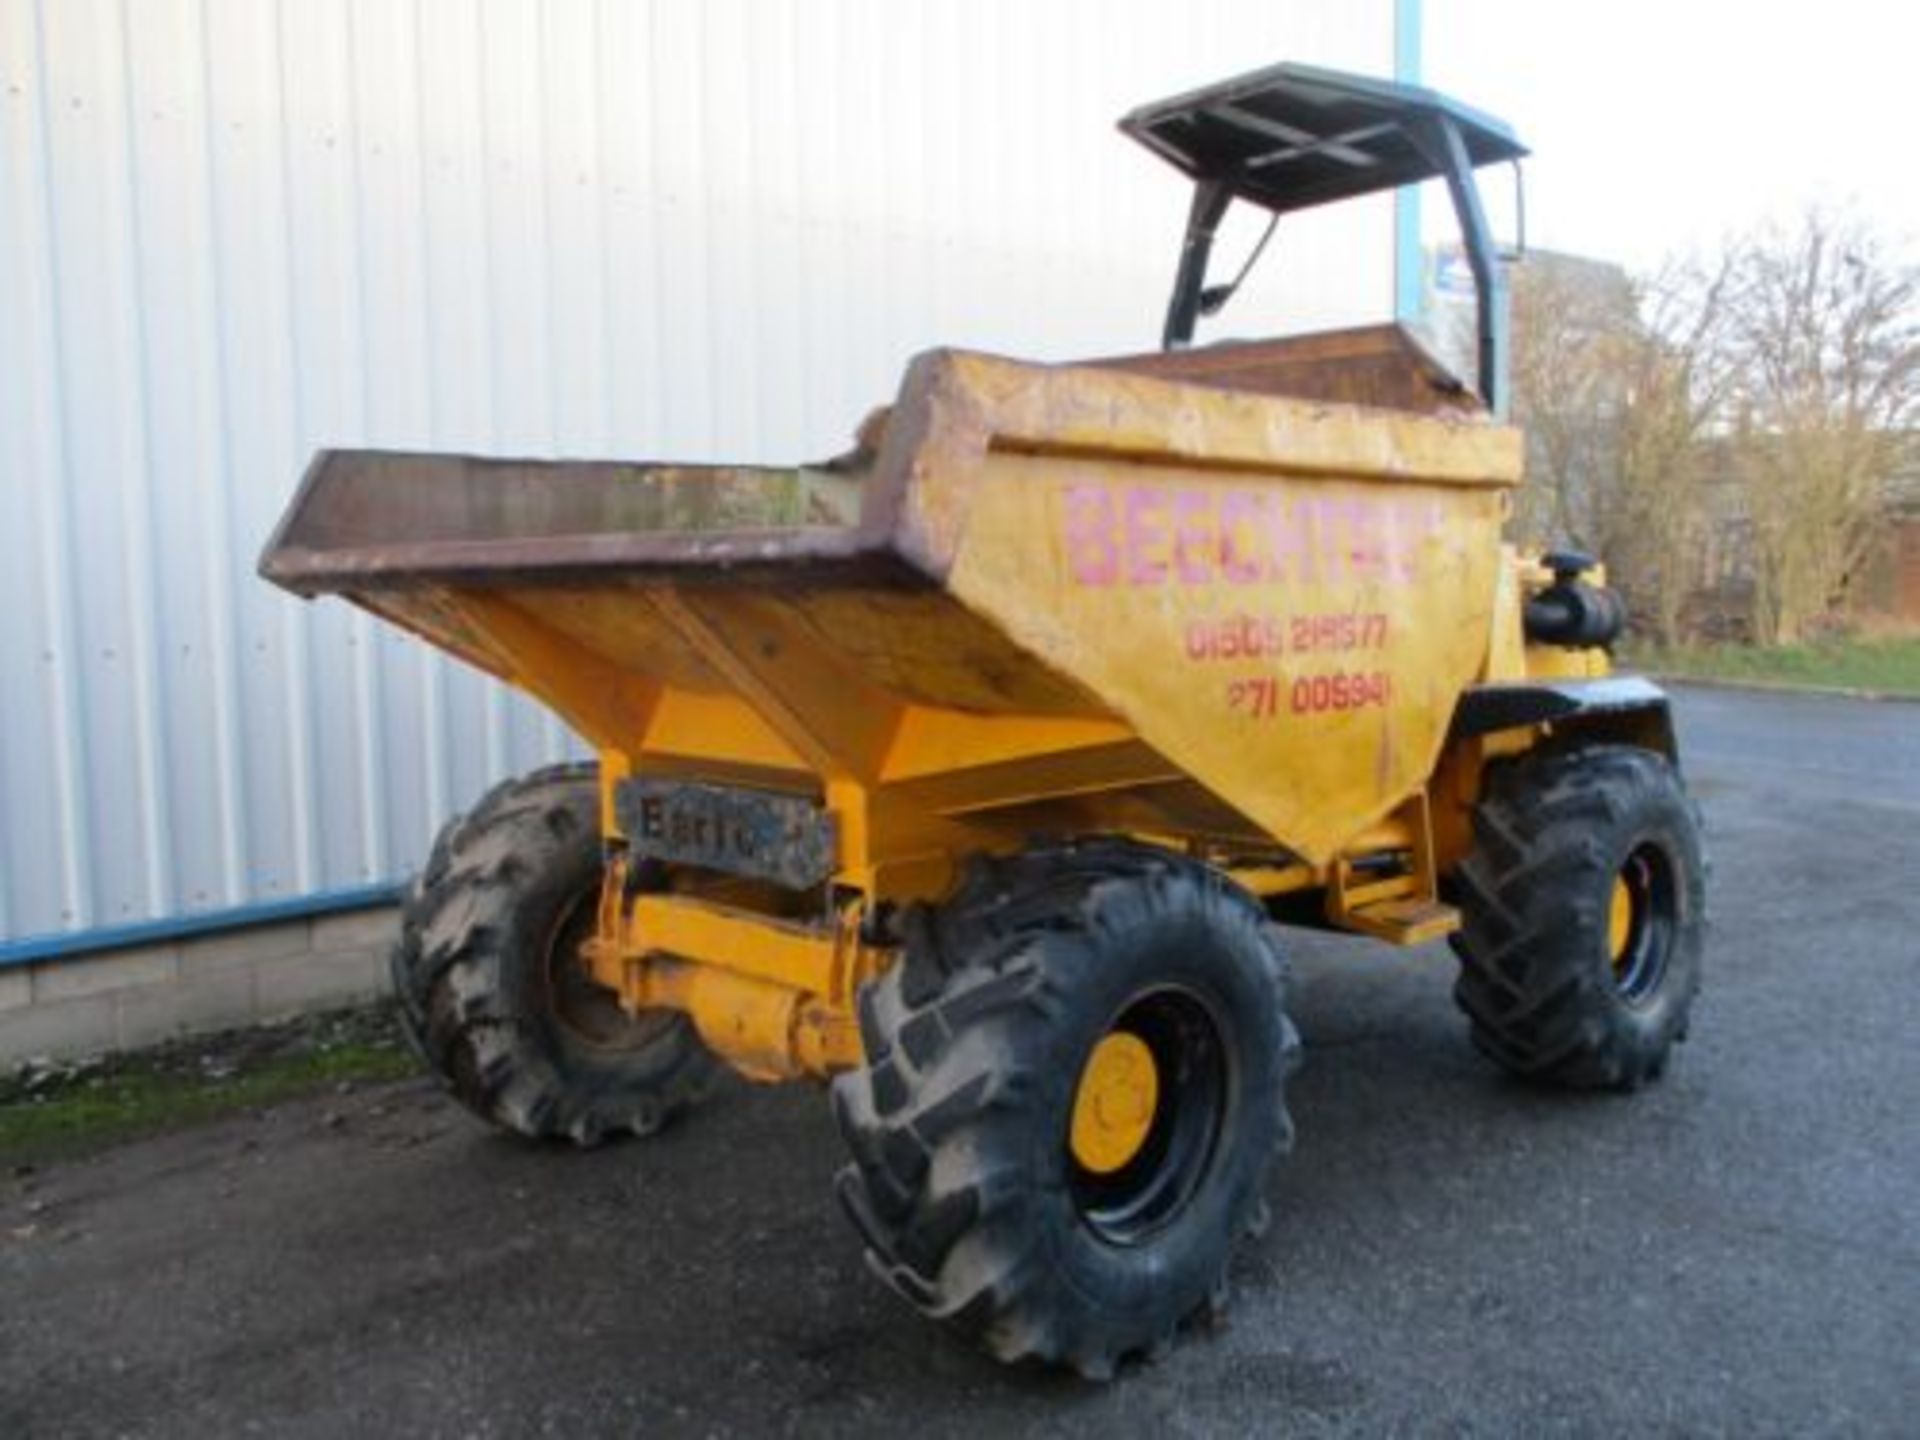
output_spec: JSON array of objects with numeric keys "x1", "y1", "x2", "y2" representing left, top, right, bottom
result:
[
  {"x1": 0, "y1": 883, "x2": 404, "y2": 970},
  {"x1": 1393, "y1": 0, "x2": 1425, "y2": 323}
]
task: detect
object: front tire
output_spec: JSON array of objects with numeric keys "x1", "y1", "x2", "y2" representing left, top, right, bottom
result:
[
  {"x1": 394, "y1": 763, "x2": 714, "y2": 1144},
  {"x1": 832, "y1": 842, "x2": 1299, "y2": 1378},
  {"x1": 1448, "y1": 744, "x2": 1707, "y2": 1089}
]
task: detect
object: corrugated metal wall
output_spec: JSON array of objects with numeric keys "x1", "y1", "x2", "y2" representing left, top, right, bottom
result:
[{"x1": 0, "y1": 0, "x2": 1398, "y2": 954}]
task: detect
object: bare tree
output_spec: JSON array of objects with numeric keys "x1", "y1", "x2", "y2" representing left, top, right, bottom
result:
[
  {"x1": 1508, "y1": 252, "x2": 1733, "y2": 644},
  {"x1": 1723, "y1": 210, "x2": 1920, "y2": 643},
  {"x1": 1605, "y1": 256, "x2": 1738, "y2": 644},
  {"x1": 1508, "y1": 255, "x2": 1637, "y2": 551}
]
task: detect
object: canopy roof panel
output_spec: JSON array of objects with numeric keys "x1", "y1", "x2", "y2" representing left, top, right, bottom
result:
[{"x1": 1120, "y1": 62, "x2": 1526, "y2": 215}]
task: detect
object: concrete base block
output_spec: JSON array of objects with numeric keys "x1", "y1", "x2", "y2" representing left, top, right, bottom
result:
[
  {"x1": 34, "y1": 944, "x2": 178, "y2": 1002},
  {"x1": 256, "y1": 948, "x2": 385, "y2": 1019},
  {"x1": 311, "y1": 908, "x2": 400, "y2": 955},
  {"x1": 116, "y1": 968, "x2": 257, "y2": 1051},
  {"x1": 0, "y1": 993, "x2": 118, "y2": 1064},
  {"x1": 183, "y1": 919, "x2": 310, "y2": 976}
]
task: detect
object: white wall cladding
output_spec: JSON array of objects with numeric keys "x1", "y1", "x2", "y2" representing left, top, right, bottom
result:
[{"x1": 0, "y1": 0, "x2": 1396, "y2": 949}]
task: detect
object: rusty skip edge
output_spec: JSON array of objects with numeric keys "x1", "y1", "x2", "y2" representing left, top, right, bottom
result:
[{"x1": 257, "y1": 347, "x2": 1522, "y2": 599}]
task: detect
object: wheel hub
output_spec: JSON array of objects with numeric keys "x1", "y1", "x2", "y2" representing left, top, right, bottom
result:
[
  {"x1": 1607, "y1": 845, "x2": 1676, "y2": 1005},
  {"x1": 1608, "y1": 873, "x2": 1636, "y2": 966},
  {"x1": 1070, "y1": 1030, "x2": 1160, "y2": 1174}
]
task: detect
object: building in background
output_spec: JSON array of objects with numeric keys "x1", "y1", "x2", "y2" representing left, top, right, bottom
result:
[{"x1": 1, "y1": 0, "x2": 1422, "y2": 991}]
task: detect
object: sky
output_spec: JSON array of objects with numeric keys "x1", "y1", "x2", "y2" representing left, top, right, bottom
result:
[{"x1": 1421, "y1": 0, "x2": 1915, "y2": 272}]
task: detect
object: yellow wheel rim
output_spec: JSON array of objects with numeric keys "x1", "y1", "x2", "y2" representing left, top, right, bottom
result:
[
  {"x1": 1070, "y1": 1030, "x2": 1159, "y2": 1174},
  {"x1": 1608, "y1": 874, "x2": 1636, "y2": 967}
]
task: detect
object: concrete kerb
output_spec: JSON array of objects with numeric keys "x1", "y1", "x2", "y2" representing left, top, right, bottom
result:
[{"x1": 1652, "y1": 672, "x2": 1920, "y2": 704}]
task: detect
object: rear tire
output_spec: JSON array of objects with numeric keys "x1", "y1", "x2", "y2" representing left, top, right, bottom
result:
[
  {"x1": 832, "y1": 841, "x2": 1299, "y2": 1378},
  {"x1": 394, "y1": 763, "x2": 714, "y2": 1144},
  {"x1": 1448, "y1": 744, "x2": 1707, "y2": 1089}
]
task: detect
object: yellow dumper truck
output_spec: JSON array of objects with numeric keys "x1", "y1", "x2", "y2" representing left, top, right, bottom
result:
[{"x1": 262, "y1": 64, "x2": 1705, "y2": 1377}]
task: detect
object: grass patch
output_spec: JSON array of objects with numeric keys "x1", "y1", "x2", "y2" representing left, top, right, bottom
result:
[
  {"x1": 1626, "y1": 634, "x2": 1920, "y2": 697},
  {"x1": 0, "y1": 1006, "x2": 419, "y2": 1163}
]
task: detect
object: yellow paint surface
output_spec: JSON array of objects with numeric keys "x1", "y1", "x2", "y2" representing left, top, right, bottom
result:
[
  {"x1": 1609, "y1": 873, "x2": 1635, "y2": 963},
  {"x1": 945, "y1": 452, "x2": 1509, "y2": 863},
  {"x1": 1070, "y1": 1030, "x2": 1159, "y2": 1174}
]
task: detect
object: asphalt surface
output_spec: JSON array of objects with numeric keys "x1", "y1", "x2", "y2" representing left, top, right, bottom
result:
[{"x1": 2, "y1": 685, "x2": 1916, "y2": 1437}]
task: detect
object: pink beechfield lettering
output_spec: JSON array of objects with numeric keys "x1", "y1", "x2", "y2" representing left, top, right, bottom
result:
[{"x1": 1061, "y1": 483, "x2": 1443, "y2": 589}]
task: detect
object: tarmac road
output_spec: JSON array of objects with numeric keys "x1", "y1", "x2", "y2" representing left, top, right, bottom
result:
[{"x1": 2, "y1": 684, "x2": 1916, "y2": 1437}]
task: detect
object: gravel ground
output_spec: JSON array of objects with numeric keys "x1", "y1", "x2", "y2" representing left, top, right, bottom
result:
[{"x1": 1, "y1": 684, "x2": 1915, "y2": 1437}]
